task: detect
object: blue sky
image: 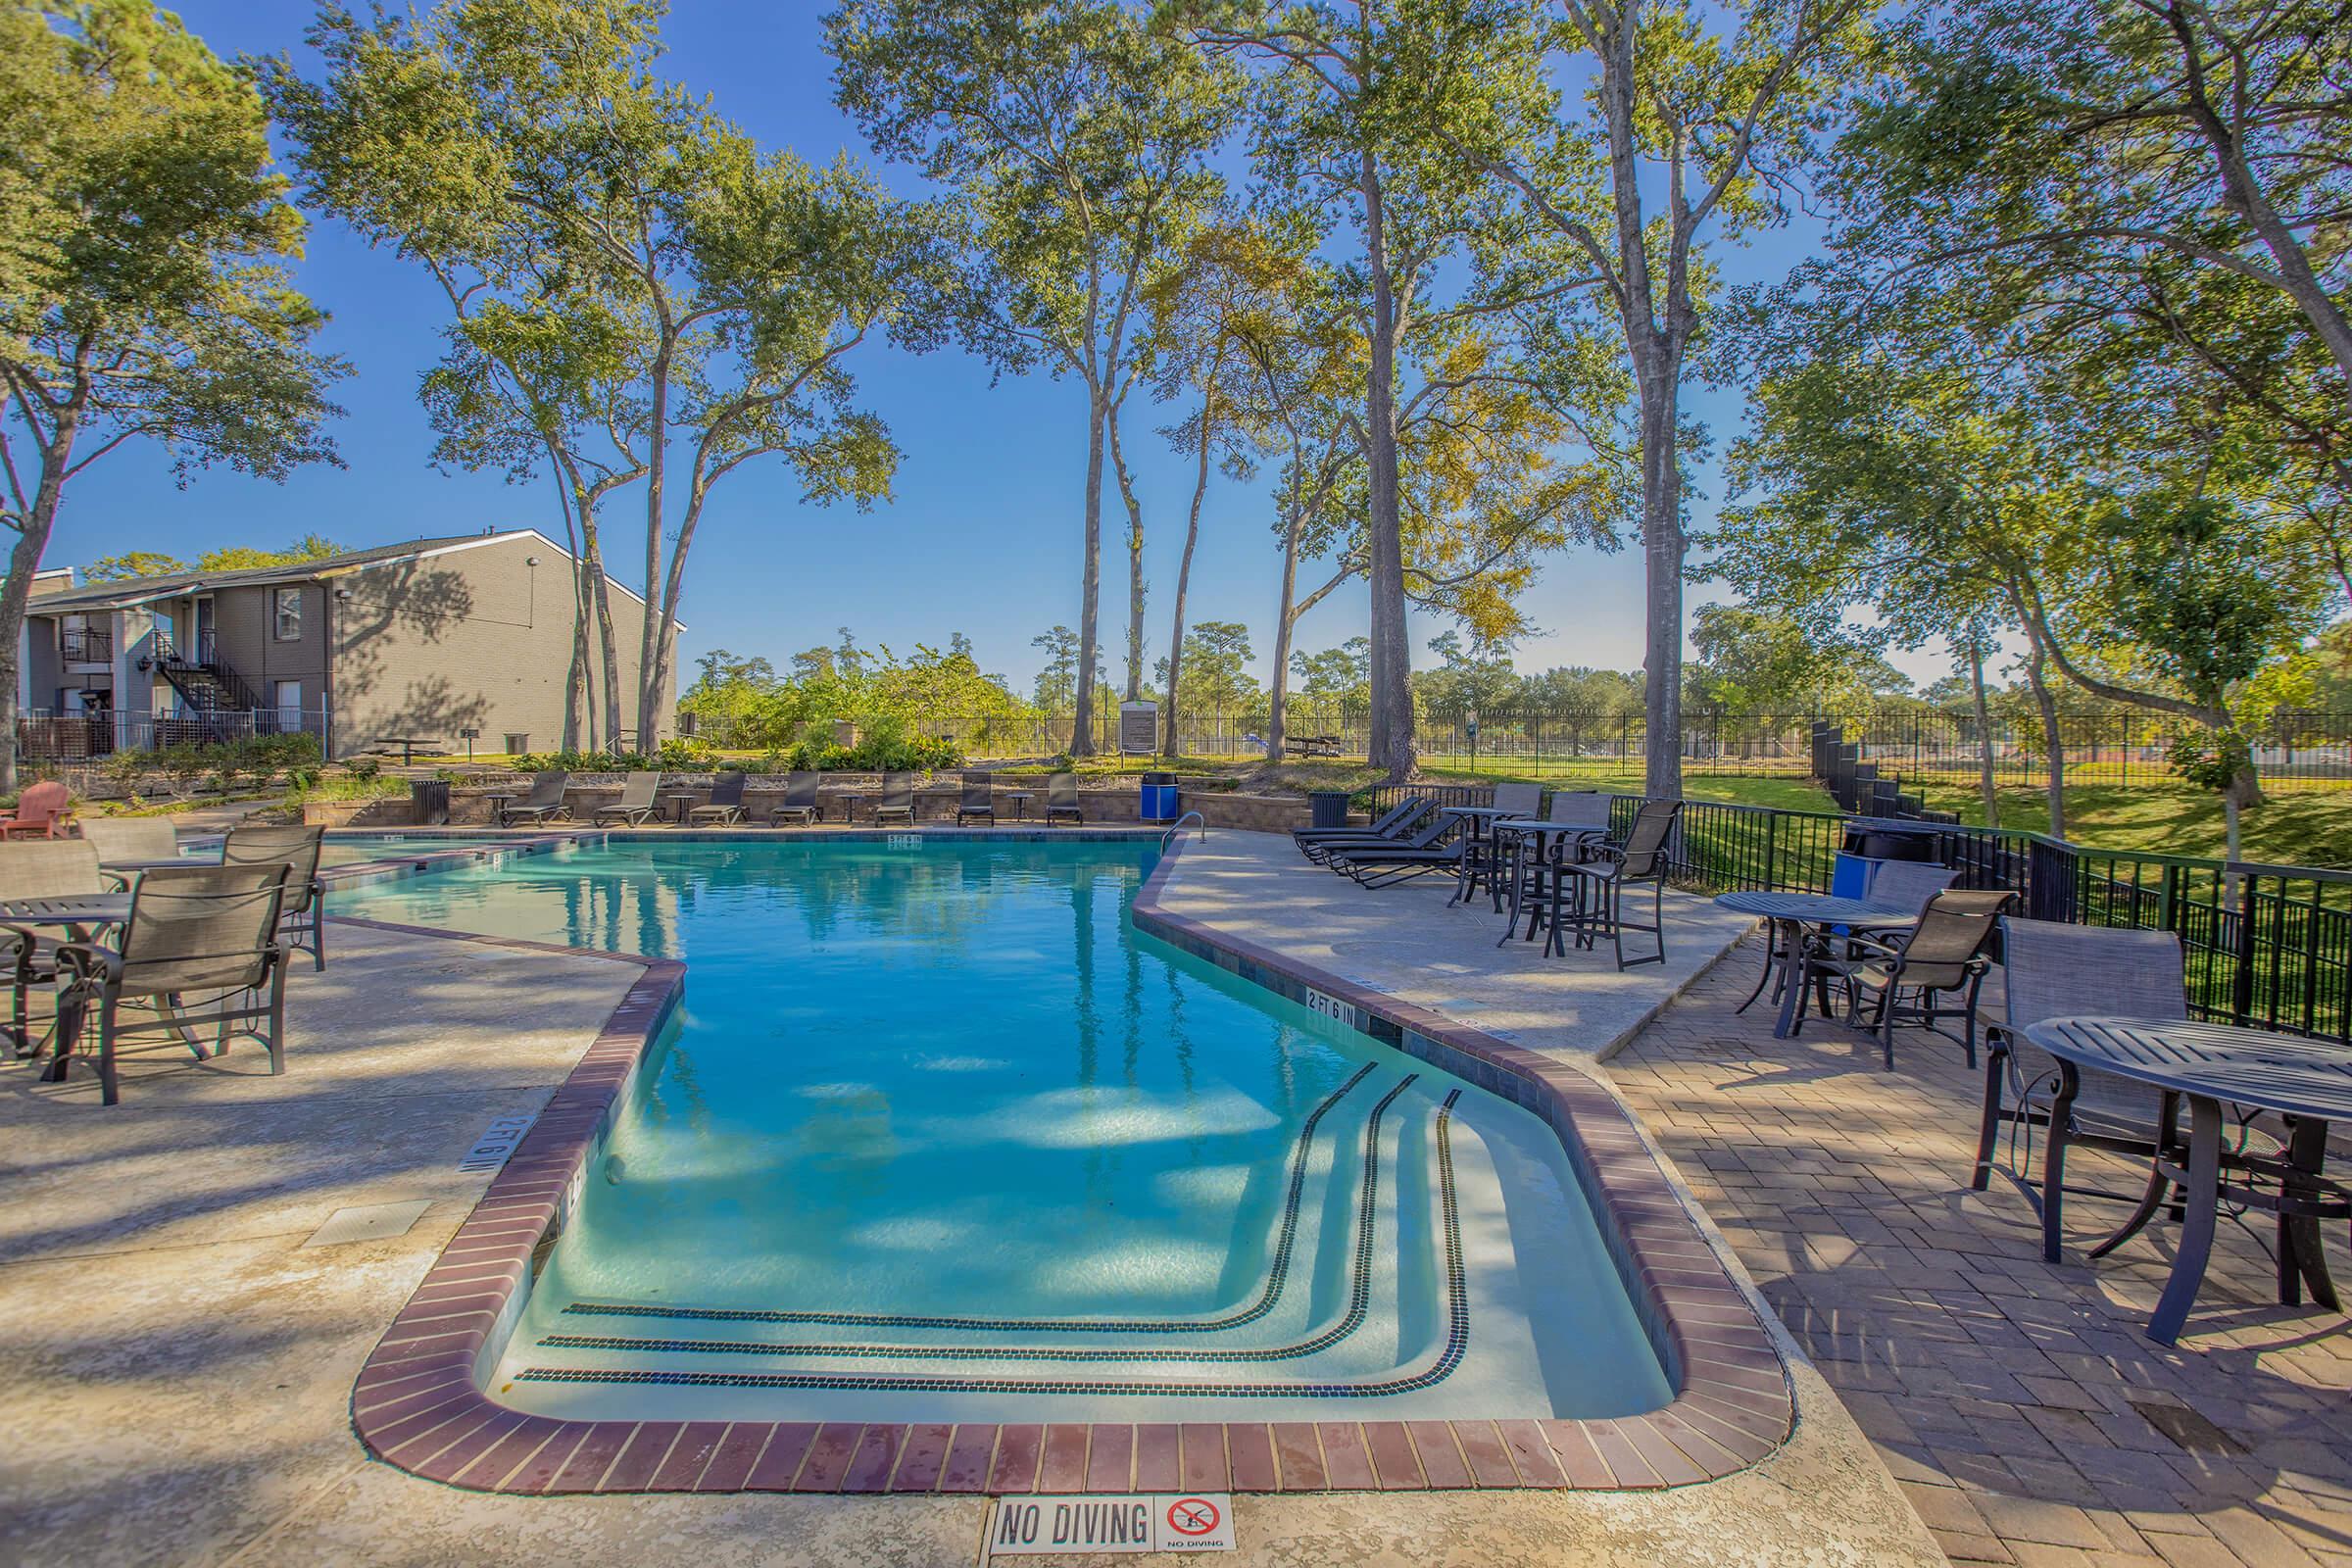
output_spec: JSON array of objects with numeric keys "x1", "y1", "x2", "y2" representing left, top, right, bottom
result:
[{"x1": 51, "y1": 2, "x2": 1942, "y2": 697}]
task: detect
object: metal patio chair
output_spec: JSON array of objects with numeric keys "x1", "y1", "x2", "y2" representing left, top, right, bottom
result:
[
  {"x1": 1556, "y1": 798, "x2": 1683, "y2": 968},
  {"x1": 1498, "y1": 792, "x2": 1614, "y2": 945},
  {"x1": 689, "y1": 771, "x2": 749, "y2": 825},
  {"x1": 873, "y1": 772, "x2": 916, "y2": 826},
  {"x1": 501, "y1": 770, "x2": 571, "y2": 826},
  {"x1": 46, "y1": 863, "x2": 291, "y2": 1105},
  {"x1": 766, "y1": 771, "x2": 821, "y2": 827},
  {"x1": 1045, "y1": 773, "x2": 1083, "y2": 825},
  {"x1": 222, "y1": 822, "x2": 327, "y2": 971},
  {"x1": 1, "y1": 839, "x2": 109, "y2": 1057},
  {"x1": 955, "y1": 771, "x2": 996, "y2": 826},
  {"x1": 1834, "y1": 887, "x2": 2017, "y2": 1068},
  {"x1": 593, "y1": 770, "x2": 663, "y2": 826},
  {"x1": 1791, "y1": 859, "x2": 1963, "y2": 1033},
  {"x1": 78, "y1": 816, "x2": 181, "y2": 870}
]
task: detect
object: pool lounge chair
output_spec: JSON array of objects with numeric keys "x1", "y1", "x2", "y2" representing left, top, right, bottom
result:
[
  {"x1": 47, "y1": 863, "x2": 291, "y2": 1105},
  {"x1": 1327, "y1": 816, "x2": 1466, "y2": 888},
  {"x1": 1317, "y1": 810, "x2": 1458, "y2": 873},
  {"x1": 222, "y1": 822, "x2": 327, "y2": 972},
  {"x1": 501, "y1": 771, "x2": 571, "y2": 826},
  {"x1": 1, "y1": 781, "x2": 75, "y2": 840},
  {"x1": 0, "y1": 839, "x2": 109, "y2": 1057},
  {"x1": 1556, "y1": 798, "x2": 1683, "y2": 969},
  {"x1": 1295, "y1": 797, "x2": 1431, "y2": 864},
  {"x1": 593, "y1": 771, "x2": 663, "y2": 826},
  {"x1": 955, "y1": 771, "x2": 995, "y2": 826},
  {"x1": 1045, "y1": 773, "x2": 1083, "y2": 825},
  {"x1": 873, "y1": 772, "x2": 916, "y2": 826},
  {"x1": 766, "y1": 771, "x2": 820, "y2": 827},
  {"x1": 689, "y1": 771, "x2": 749, "y2": 825}
]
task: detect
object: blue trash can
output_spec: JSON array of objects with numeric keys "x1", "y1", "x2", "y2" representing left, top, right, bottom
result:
[{"x1": 1141, "y1": 770, "x2": 1180, "y2": 823}]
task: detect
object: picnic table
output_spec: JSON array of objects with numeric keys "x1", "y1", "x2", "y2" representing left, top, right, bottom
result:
[
  {"x1": 375, "y1": 737, "x2": 446, "y2": 766},
  {"x1": 1284, "y1": 734, "x2": 1344, "y2": 759},
  {"x1": 2020, "y1": 1014, "x2": 2352, "y2": 1344}
]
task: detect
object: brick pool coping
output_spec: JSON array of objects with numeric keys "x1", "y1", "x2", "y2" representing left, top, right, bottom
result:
[{"x1": 343, "y1": 832, "x2": 1793, "y2": 1496}]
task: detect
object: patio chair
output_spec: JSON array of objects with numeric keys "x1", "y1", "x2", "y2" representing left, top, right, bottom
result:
[
  {"x1": 1499, "y1": 792, "x2": 1615, "y2": 944},
  {"x1": 1045, "y1": 773, "x2": 1083, "y2": 825},
  {"x1": 1317, "y1": 811, "x2": 1459, "y2": 873},
  {"x1": 593, "y1": 770, "x2": 663, "y2": 826},
  {"x1": 1792, "y1": 859, "x2": 1964, "y2": 1031},
  {"x1": 873, "y1": 772, "x2": 916, "y2": 826},
  {"x1": 955, "y1": 770, "x2": 996, "y2": 826},
  {"x1": 766, "y1": 771, "x2": 821, "y2": 827},
  {"x1": 1556, "y1": 798, "x2": 1683, "y2": 968},
  {"x1": 222, "y1": 821, "x2": 327, "y2": 972},
  {"x1": 78, "y1": 816, "x2": 181, "y2": 873},
  {"x1": 501, "y1": 770, "x2": 571, "y2": 826},
  {"x1": 1, "y1": 780, "x2": 75, "y2": 839},
  {"x1": 47, "y1": 863, "x2": 291, "y2": 1105},
  {"x1": 689, "y1": 771, "x2": 749, "y2": 825},
  {"x1": 1491, "y1": 781, "x2": 1543, "y2": 817},
  {"x1": 1832, "y1": 887, "x2": 2017, "y2": 1069},
  {"x1": 0, "y1": 839, "x2": 108, "y2": 1057},
  {"x1": 1295, "y1": 797, "x2": 1430, "y2": 864},
  {"x1": 1327, "y1": 816, "x2": 1467, "y2": 888},
  {"x1": 1971, "y1": 918, "x2": 2233, "y2": 1255},
  {"x1": 1859, "y1": 859, "x2": 1962, "y2": 918}
]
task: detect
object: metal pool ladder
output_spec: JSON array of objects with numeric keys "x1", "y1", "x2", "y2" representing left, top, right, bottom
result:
[{"x1": 1161, "y1": 809, "x2": 1205, "y2": 848}]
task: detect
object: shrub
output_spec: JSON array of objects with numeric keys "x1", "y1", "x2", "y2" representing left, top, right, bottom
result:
[{"x1": 781, "y1": 714, "x2": 959, "y2": 772}]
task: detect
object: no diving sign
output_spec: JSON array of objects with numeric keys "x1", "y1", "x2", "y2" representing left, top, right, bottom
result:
[{"x1": 986, "y1": 1494, "x2": 1235, "y2": 1555}]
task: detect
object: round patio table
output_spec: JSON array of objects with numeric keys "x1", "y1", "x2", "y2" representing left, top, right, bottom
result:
[
  {"x1": 0, "y1": 893, "x2": 133, "y2": 931},
  {"x1": 662, "y1": 791, "x2": 699, "y2": 824},
  {"x1": 1004, "y1": 790, "x2": 1034, "y2": 822},
  {"x1": 2020, "y1": 1014, "x2": 2352, "y2": 1345},
  {"x1": 1713, "y1": 890, "x2": 1921, "y2": 1040},
  {"x1": 835, "y1": 793, "x2": 865, "y2": 825}
]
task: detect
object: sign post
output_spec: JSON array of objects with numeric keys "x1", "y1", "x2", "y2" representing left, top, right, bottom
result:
[{"x1": 1119, "y1": 700, "x2": 1158, "y2": 757}]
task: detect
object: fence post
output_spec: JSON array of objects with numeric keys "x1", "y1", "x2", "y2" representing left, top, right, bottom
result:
[{"x1": 2230, "y1": 872, "x2": 2258, "y2": 1026}]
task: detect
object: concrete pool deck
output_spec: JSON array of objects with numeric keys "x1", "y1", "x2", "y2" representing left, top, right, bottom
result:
[{"x1": 0, "y1": 832, "x2": 1939, "y2": 1566}]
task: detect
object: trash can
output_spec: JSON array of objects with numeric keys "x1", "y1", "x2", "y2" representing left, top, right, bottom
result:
[
  {"x1": 1309, "y1": 791, "x2": 1350, "y2": 831},
  {"x1": 411, "y1": 779, "x2": 451, "y2": 826},
  {"x1": 1140, "y1": 770, "x2": 1180, "y2": 824}
]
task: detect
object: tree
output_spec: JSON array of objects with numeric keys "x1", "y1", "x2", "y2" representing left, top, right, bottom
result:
[
  {"x1": 1178, "y1": 0, "x2": 1560, "y2": 779},
  {"x1": 832, "y1": 0, "x2": 1240, "y2": 757},
  {"x1": 82, "y1": 534, "x2": 346, "y2": 582},
  {"x1": 1463, "y1": 0, "x2": 1873, "y2": 800},
  {"x1": 1155, "y1": 619, "x2": 1261, "y2": 719},
  {"x1": 0, "y1": 0, "x2": 346, "y2": 787},
  {"x1": 1416, "y1": 628, "x2": 1521, "y2": 712},
  {"x1": 1291, "y1": 637, "x2": 1370, "y2": 708},
  {"x1": 280, "y1": 0, "x2": 954, "y2": 750},
  {"x1": 1683, "y1": 605, "x2": 1908, "y2": 722}
]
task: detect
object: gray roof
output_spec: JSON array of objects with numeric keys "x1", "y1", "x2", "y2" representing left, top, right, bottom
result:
[{"x1": 34, "y1": 530, "x2": 534, "y2": 613}]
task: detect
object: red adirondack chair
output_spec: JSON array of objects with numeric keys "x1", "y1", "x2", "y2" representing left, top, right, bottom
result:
[{"x1": 0, "y1": 780, "x2": 76, "y2": 839}]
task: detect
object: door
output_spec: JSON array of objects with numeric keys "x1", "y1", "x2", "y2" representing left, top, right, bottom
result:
[
  {"x1": 194, "y1": 596, "x2": 216, "y2": 664},
  {"x1": 273, "y1": 679, "x2": 303, "y2": 734}
]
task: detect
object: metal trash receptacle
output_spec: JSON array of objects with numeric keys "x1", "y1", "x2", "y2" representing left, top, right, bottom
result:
[
  {"x1": 411, "y1": 779, "x2": 451, "y2": 826},
  {"x1": 1309, "y1": 791, "x2": 1349, "y2": 830},
  {"x1": 1140, "y1": 770, "x2": 1179, "y2": 823}
]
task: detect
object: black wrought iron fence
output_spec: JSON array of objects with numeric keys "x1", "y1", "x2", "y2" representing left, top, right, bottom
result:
[{"x1": 1367, "y1": 783, "x2": 2352, "y2": 1044}]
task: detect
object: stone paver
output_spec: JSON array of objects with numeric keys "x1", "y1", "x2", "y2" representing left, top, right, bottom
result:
[{"x1": 1606, "y1": 933, "x2": 2352, "y2": 1568}]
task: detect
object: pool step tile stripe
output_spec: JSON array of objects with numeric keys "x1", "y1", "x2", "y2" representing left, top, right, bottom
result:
[{"x1": 349, "y1": 839, "x2": 1796, "y2": 1495}]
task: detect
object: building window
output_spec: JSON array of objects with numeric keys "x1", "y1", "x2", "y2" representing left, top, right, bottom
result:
[{"x1": 273, "y1": 587, "x2": 303, "y2": 641}]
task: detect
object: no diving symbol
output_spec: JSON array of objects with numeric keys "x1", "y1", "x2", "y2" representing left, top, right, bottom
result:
[{"x1": 1166, "y1": 1497, "x2": 1220, "y2": 1538}]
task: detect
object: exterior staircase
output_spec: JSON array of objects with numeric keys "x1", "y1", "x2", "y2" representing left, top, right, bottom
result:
[{"x1": 152, "y1": 630, "x2": 266, "y2": 741}]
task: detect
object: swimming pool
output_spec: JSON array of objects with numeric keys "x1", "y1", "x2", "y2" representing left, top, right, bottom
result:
[
  {"x1": 318, "y1": 833, "x2": 522, "y2": 868},
  {"x1": 341, "y1": 838, "x2": 1673, "y2": 1426}
]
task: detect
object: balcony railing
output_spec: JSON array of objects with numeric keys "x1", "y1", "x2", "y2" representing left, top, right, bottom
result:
[{"x1": 59, "y1": 626, "x2": 111, "y2": 663}]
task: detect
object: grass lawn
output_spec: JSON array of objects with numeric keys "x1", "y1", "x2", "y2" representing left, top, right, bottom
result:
[{"x1": 1914, "y1": 779, "x2": 2352, "y2": 868}]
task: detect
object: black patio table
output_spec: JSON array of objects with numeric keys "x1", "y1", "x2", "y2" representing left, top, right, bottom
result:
[
  {"x1": 1713, "y1": 889, "x2": 1921, "y2": 1039},
  {"x1": 1490, "y1": 818, "x2": 1609, "y2": 947},
  {"x1": 0, "y1": 894, "x2": 133, "y2": 931},
  {"x1": 1438, "y1": 806, "x2": 1520, "y2": 908},
  {"x1": 2020, "y1": 1014, "x2": 2352, "y2": 1345}
]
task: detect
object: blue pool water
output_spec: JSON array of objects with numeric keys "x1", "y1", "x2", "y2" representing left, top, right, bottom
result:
[
  {"x1": 338, "y1": 839, "x2": 1672, "y2": 1422},
  {"x1": 318, "y1": 833, "x2": 522, "y2": 868}
]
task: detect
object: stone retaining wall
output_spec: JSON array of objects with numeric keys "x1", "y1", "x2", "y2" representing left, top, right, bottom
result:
[{"x1": 423, "y1": 783, "x2": 1315, "y2": 832}]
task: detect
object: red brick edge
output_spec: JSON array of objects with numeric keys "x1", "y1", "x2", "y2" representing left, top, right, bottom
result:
[{"x1": 347, "y1": 842, "x2": 1792, "y2": 1496}]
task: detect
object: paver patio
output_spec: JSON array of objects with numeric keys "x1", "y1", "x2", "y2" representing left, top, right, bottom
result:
[{"x1": 1605, "y1": 935, "x2": 2352, "y2": 1568}]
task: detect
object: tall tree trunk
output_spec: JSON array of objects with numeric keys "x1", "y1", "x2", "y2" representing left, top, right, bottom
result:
[
  {"x1": 1636, "y1": 350, "x2": 1686, "y2": 802},
  {"x1": 544, "y1": 442, "x2": 591, "y2": 753},
  {"x1": 1071, "y1": 387, "x2": 1106, "y2": 757},
  {"x1": 635, "y1": 335, "x2": 677, "y2": 752},
  {"x1": 1108, "y1": 405, "x2": 1147, "y2": 703},
  {"x1": 579, "y1": 509, "x2": 621, "y2": 751},
  {"x1": 1266, "y1": 498, "x2": 1304, "y2": 764},
  {"x1": 2026, "y1": 643, "x2": 2066, "y2": 839},
  {"x1": 1968, "y1": 638, "x2": 1998, "y2": 829},
  {"x1": 1161, "y1": 393, "x2": 1212, "y2": 760},
  {"x1": 0, "y1": 417, "x2": 78, "y2": 792},
  {"x1": 1359, "y1": 156, "x2": 1414, "y2": 781}
]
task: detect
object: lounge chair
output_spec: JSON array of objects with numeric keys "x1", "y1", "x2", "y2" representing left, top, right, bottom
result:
[
  {"x1": 1971, "y1": 919, "x2": 2230, "y2": 1250},
  {"x1": 47, "y1": 863, "x2": 291, "y2": 1105},
  {"x1": 501, "y1": 770, "x2": 571, "y2": 826},
  {"x1": 1556, "y1": 798, "x2": 1683, "y2": 968},
  {"x1": 222, "y1": 822, "x2": 327, "y2": 972},
  {"x1": 0, "y1": 839, "x2": 108, "y2": 1056},
  {"x1": 593, "y1": 770, "x2": 662, "y2": 825},
  {"x1": 1, "y1": 780, "x2": 75, "y2": 839},
  {"x1": 1045, "y1": 773, "x2": 1083, "y2": 825},
  {"x1": 689, "y1": 771, "x2": 749, "y2": 825},
  {"x1": 955, "y1": 770, "x2": 995, "y2": 826},
  {"x1": 1830, "y1": 887, "x2": 2016, "y2": 1068},
  {"x1": 78, "y1": 816, "x2": 182, "y2": 873},
  {"x1": 1319, "y1": 810, "x2": 1458, "y2": 872},
  {"x1": 1295, "y1": 797, "x2": 1430, "y2": 863},
  {"x1": 1327, "y1": 815, "x2": 1467, "y2": 888},
  {"x1": 873, "y1": 772, "x2": 915, "y2": 826},
  {"x1": 766, "y1": 771, "x2": 820, "y2": 827}
]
